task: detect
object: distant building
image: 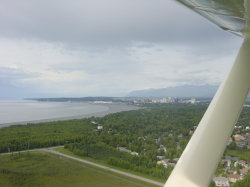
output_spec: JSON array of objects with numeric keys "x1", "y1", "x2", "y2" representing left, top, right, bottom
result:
[
  {"x1": 222, "y1": 159, "x2": 231, "y2": 167},
  {"x1": 234, "y1": 134, "x2": 244, "y2": 142},
  {"x1": 238, "y1": 160, "x2": 248, "y2": 168},
  {"x1": 228, "y1": 174, "x2": 242, "y2": 183},
  {"x1": 97, "y1": 125, "x2": 103, "y2": 130},
  {"x1": 131, "y1": 151, "x2": 139, "y2": 156},
  {"x1": 240, "y1": 168, "x2": 250, "y2": 176},
  {"x1": 245, "y1": 132, "x2": 250, "y2": 137},
  {"x1": 234, "y1": 126, "x2": 243, "y2": 129},
  {"x1": 117, "y1": 147, "x2": 138, "y2": 156},
  {"x1": 166, "y1": 97, "x2": 175, "y2": 103},
  {"x1": 160, "y1": 98, "x2": 167, "y2": 103},
  {"x1": 180, "y1": 98, "x2": 198, "y2": 104},
  {"x1": 157, "y1": 160, "x2": 168, "y2": 168},
  {"x1": 213, "y1": 177, "x2": 230, "y2": 187},
  {"x1": 189, "y1": 98, "x2": 197, "y2": 104},
  {"x1": 91, "y1": 121, "x2": 98, "y2": 125},
  {"x1": 157, "y1": 159, "x2": 176, "y2": 168}
]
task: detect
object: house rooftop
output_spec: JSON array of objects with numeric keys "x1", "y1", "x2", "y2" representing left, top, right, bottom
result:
[{"x1": 229, "y1": 174, "x2": 240, "y2": 179}]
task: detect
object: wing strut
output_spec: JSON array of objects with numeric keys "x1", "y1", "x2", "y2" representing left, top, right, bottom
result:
[{"x1": 164, "y1": 27, "x2": 250, "y2": 187}]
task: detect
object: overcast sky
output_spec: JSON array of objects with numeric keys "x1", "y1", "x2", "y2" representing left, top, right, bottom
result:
[{"x1": 0, "y1": 0, "x2": 243, "y2": 98}]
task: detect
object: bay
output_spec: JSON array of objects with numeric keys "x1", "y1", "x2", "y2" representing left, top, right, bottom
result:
[{"x1": 0, "y1": 100, "x2": 139, "y2": 127}]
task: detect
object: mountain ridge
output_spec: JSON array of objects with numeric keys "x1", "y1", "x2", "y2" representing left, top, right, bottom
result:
[{"x1": 127, "y1": 85, "x2": 219, "y2": 98}]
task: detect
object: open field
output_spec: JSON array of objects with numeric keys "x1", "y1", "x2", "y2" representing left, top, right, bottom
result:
[
  {"x1": 0, "y1": 151, "x2": 158, "y2": 187},
  {"x1": 226, "y1": 149, "x2": 250, "y2": 163},
  {"x1": 53, "y1": 147, "x2": 165, "y2": 183}
]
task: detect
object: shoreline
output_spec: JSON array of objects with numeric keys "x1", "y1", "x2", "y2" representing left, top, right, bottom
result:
[{"x1": 0, "y1": 103, "x2": 141, "y2": 128}]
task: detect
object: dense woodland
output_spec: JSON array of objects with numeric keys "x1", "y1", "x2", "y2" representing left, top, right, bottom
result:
[
  {"x1": 0, "y1": 104, "x2": 206, "y2": 154},
  {"x1": 0, "y1": 103, "x2": 250, "y2": 184}
]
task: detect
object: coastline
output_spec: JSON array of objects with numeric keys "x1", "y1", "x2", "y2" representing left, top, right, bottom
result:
[{"x1": 0, "y1": 103, "x2": 141, "y2": 128}]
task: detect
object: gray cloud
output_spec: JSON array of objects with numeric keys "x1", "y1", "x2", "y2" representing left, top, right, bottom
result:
[
  {"x1": 0, "y1": 0, "x2": 244, "y2": 97},
  {"x1": 0, "y1": 0, "x2": 237, "y2": 46}
]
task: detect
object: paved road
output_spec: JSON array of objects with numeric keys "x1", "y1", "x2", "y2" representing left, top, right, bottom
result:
[
  {"x1": 1, "y1": 147, "x2": 164, "y2": 186},
  {"x1": 0, "y1": 146, "x2": 64, "y2": 155}
]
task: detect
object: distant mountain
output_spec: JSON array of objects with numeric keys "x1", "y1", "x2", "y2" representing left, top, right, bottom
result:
[{"x1": 127, "y1": 85, "x2": 219, "y2": 98}]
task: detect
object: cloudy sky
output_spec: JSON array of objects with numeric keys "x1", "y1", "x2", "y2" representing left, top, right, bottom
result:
[{"x1": 0, "y1": 0, "x2": 243, "y2": 99}]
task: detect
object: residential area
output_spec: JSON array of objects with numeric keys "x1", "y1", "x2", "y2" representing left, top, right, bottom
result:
[{"x1": 212, "y1": 126, "x2": 250, "y2": 186}]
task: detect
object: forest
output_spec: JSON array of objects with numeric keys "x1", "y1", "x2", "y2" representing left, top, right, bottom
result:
[{"x1": 0, "y1": 103, "x2": 249, "y2": 184}]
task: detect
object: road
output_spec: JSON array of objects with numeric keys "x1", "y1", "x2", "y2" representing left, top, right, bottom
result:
[{"x1": 1, "y1": 147, "x2": 164, "y2": 186}]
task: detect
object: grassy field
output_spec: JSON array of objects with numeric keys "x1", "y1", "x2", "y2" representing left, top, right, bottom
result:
[
  {"x1": 0, "y1": 152, "x2": 157, "y2": 187},
  {"x1": 53, "y1": 147, "x2": 165, "y2": 183},
  {"x1": 226, "y1": 149, "x2": 250, "y2": 163}
]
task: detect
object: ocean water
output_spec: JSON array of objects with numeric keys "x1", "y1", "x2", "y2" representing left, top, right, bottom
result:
[{"x1": 0, "y1": 100, "x2": 138, "y2": 127}]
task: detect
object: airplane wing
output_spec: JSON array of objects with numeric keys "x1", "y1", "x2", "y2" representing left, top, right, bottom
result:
[{"x1": 176, "y1": 0, "x2": 246, "y2": 36}]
